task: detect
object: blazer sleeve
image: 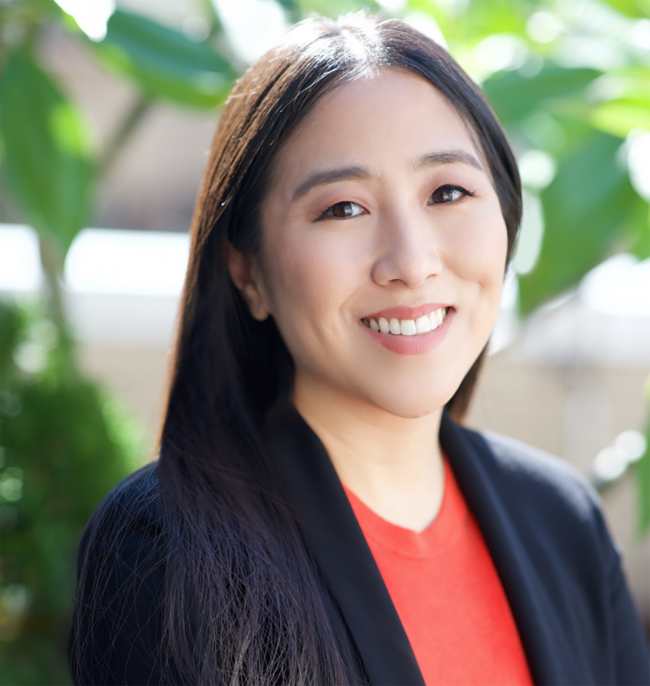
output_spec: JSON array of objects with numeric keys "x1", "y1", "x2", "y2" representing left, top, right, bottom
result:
[
  {"x1": 68, "y1": 464, "x2": 177, "y2": 686},
  {"x1": 604, "y1": 516, "x2": 650, "y2": 684},
  {"x1": 480, "y1": 428, "x2": 650, "y2": 685}
]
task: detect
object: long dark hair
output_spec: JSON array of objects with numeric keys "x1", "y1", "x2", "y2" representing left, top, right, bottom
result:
[{"x1": 72, "y1": 14, "x2": 522, "y2": 685}]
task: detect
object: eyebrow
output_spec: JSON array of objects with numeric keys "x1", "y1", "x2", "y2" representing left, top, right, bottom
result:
[
  {"x1": 291, "y1": 148, "x2": 484, "y2": 202},
  {"x1": 414, "y1": 149, "x2": 484, "y2": 172},
  {"x1": 292, "y1": 166, "x2": 372, "y2": 201}
]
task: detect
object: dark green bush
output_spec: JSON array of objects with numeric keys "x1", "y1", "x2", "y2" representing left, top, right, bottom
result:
[{"x1": 0, "y1": 299, "x2": 142, "y2": 685}]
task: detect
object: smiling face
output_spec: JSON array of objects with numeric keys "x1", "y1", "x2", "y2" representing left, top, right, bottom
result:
[{"x1": 229, "y1": 68, "x2": 508, "y2": 419}]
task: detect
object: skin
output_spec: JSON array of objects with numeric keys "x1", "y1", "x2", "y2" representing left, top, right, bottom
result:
[{"x1": 228, "y1": 68, "x2": 508, "y2": 531}]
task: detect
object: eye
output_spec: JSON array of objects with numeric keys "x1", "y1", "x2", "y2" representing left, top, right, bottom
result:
[
  {"x1": 320, "y1": 201, "x2": 366, "y2": 219},
  {"x1": 429, "y1": 184, "x2": 473, "y2": 205}
]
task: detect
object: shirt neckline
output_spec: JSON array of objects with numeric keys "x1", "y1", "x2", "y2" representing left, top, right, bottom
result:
[{"x1": 342, "y1": 456, "x2": 471, "y2": 559}]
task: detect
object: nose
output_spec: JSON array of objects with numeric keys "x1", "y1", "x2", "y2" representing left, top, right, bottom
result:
[{"x1": 371, "y1": 208, "x2": 443, "y2": 288}]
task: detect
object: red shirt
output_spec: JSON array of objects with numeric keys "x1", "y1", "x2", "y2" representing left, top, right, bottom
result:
[{"x1": 343, "y1": 457, "x2": 534, "y2": 685}]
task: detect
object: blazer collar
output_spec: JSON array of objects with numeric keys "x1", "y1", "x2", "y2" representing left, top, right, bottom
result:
[
  {"x1": 439, "y1": 412, "x2": 573, "y2": 685},
  {"x1": 265, "y1": 402, "x2": 566, "y2": 686},
  {"x1": 264, "y1": 401, "x2": 425, "y2": 686}
]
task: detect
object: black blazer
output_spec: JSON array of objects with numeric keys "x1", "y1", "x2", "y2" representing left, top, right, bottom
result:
[{"x1": 70, "y1": 406, "x2": 650, "y2": 685}]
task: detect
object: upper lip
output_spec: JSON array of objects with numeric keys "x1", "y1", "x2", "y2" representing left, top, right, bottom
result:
[{"x1": 363, "y1": 303, "x2": 451, "y2": 320}]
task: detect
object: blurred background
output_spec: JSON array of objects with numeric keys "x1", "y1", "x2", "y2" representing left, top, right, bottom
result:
[{"x1": 0, "y1": 0, "x2": 649, "y2": 682}]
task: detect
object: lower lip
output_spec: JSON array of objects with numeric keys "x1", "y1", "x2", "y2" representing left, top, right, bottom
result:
[{"x1": 361, "y1": 309, "x2": 454, "y2": 355}]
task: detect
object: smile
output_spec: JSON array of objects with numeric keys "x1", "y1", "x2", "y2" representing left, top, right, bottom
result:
[{"x1": 361, "y1": 307, "x2": 449, "y2": 336}]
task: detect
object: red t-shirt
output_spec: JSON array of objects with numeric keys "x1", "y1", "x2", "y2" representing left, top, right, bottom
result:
[{"x1": 343, "y1": 457, "x2": 533, "y2": 685}]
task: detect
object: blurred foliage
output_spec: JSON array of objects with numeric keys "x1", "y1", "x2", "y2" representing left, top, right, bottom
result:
[
  {"x1": 524, "y1": 130, "x2": 639, "y2": 305},
  {"x1": 636, "y1": 377, "x2": 650, "y2": 536},
  {"x1": 0, "y1": 300, "x2": 142, "y2": 685},
  {"x1": 1, "y1": 48, "x2": 92, "y2": 256},
  {"x1": 96, "y1": 9, "x2": 237, "y2": 107},
  {"x1": 0, "y1": 0, "x2": 649, "y2": 681}
]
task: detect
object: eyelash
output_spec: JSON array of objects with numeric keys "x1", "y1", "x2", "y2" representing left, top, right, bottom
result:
[
  {"x1": 428, "y1": 184, "x2": 475, "y2": 205},
  {"x1": 318, "y1": 201, "x2": 365, "y2": 220},
  {"x1": 317, "y1": 183, "x2": 475, "y2": 220}
]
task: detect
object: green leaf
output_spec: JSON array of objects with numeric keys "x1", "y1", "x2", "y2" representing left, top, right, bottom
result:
[
  {"x1": 276, "y1": 0, "x2": 296, "y2": 9},
  {"x1": 483, "y1": 64, "x2": 601, "y2": 125},
  {"x1": 518, "y1": 131, "x2": 639, "y2": 314},
  {"x1": 624, "y1": 200, "x2": 650, "y2": 261},
  {"x1": 634, "y1": 403, "x2": 650, "y2": 537},
  {"x1": 591, "y1": 69, "x2": 650, "y2": 138},
  {"x1": 592, "y1": 101, "x2": 650, "y2": 138},
  {"x1": 0, "y1": 48, "x2": 92, "y2": 254},
  {"x1": 453, "y1": 2, "x2": 525, "y2": 43},
  {"x1": 93, "y1": 9, "x2": 236, "y2": 108},
  {"x1": 599, "y1": 0, "x2": 650, "y2": 18}
]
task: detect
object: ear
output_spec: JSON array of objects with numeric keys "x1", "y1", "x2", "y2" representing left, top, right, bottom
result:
[{"x1": 226, "y1": 242, "x2": 270, "y2": 321}]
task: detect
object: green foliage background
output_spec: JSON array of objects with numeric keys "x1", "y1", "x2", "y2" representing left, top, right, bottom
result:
[
  {"x1": 0, "y1": 302, "x2": 142, "y2": 685},
  {"x1": 0, "y1": 0, "x2": 648, "y2": 682}
]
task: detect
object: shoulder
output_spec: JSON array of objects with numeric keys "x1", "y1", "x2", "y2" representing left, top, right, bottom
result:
[
  {"x1": 70, "y1": 462, "x2": 170, "y2": 684},
  {"x1": 92, "y1": 459, "x2": 162, "y2": 522},
  {"x1": 74, "y1": 460, "x2": 167, "y2": 611},
  {"x1": 462, "y1": 424, "x2": 603, "y2": 522},
  {"x1": 481, "y1": 428, "x2": 601, "y2": 517},
  {"x1": 454, "y1": 426, "x2": 650, "y2": 683},
  {"x1": 80, "y1": 460, "x2": 163, "y2": 553},
  {"x1": 450, "y1": 422, "x2": 614, "y2": 565},
  {"x1": 75, "y1": 459, "x2": 166, "y2": 595}
]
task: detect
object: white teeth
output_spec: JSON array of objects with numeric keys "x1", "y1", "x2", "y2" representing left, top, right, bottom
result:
[
  {"x1": 400, "y1": 319, "x2": 417, "y2": 336},
  {"x1": 415, "y1": 315, "x2": 431, "y2": 334},
  {"x1": 428, "y1": 307, "x2": 446, "y2": 330},
  {"x1": 365, "y1": 308, "x2": 448, "y2": 336}
]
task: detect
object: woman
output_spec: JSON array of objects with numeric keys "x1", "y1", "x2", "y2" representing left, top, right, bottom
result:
[{"x1": 69, "y1": 14, "x2": 649, "y2": 686}]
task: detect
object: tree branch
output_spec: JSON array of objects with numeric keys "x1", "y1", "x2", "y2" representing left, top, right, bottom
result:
[{"x1": 98, "y1": 96, "x2": 152, "y2": 179}]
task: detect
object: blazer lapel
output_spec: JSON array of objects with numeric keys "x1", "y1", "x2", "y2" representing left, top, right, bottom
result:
[
  {"x1": 266, "y1": 403, "x2": 577, "y2": 685},
  {"x1": 264, "y1": 402, "x2": 426, "y2": 686},
  {"x1": 440, "y1": 411, "x2": 576, "y2": 686}
]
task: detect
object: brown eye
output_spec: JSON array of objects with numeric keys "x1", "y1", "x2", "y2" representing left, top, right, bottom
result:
[
  {"x1": 429, "y1": 185, "x2": 468, "y2": 204},
  {"x1": 322, "y1": 201, "x2": 365, "y2": 219}
]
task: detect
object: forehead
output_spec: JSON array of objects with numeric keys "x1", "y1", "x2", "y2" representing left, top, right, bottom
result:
[{"x1": 267, "y1": 67, "x2": 482, "y2": 193}]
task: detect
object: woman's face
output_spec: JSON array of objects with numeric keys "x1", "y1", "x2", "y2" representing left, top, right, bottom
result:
[{"x1": 232, "y1": 68, "x2": 508, "y2": 419}]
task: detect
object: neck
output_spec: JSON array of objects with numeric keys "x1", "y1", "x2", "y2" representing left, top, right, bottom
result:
[{"x1": 293, "y1": 376, "x2": 445, "y2": 532}]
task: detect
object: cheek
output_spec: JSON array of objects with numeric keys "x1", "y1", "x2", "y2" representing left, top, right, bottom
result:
[
  {"x1": 260, "y1": 231, "x2": 362, "y2": 351},
  {"x1": 446, "y1": 202, "x2": 508, "y2": 299}
]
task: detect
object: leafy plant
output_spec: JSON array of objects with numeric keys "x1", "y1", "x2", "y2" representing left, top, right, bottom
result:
[{"x1": 0, "y1": 301, "x2": 142, "y2": 685}]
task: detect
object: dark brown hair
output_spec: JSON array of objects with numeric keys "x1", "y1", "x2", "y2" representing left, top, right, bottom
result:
[{"x1": 72, "y1": 14, "x2": 521, "y2": 685}]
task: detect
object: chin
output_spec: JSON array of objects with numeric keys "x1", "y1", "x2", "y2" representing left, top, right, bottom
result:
[
  {"x1": 379, "y1": 399, "x2": 450, "y2": 420},
  {"x1": 363, "y1": 358, "x2": 472, "y2": 417},
  {"x1": 358, "y1": 383, "x2": 459, "y2": 420}
]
